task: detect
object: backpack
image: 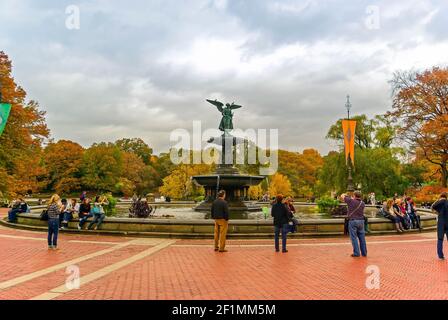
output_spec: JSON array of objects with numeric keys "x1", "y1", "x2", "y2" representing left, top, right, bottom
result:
[
  {"x1": 92, "y1": 206, "x2": 101, "y2": 215},
  {"x1": 40, "y1": 210, "x2": 49, "y2": 221}
]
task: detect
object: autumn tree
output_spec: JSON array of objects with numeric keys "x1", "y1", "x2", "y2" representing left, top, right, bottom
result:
[
  {"x1": 159, "y1": 164, "x2": 211, "y2": 200},
  {"x1": 248, "y1": 185, "x2": 263, "y2": 200},
  {"x1": 120, "y1": 152, "x2": 160, "y2": 196},
  {"x1": 43, "y1": 140, "x2": 84, "y2": 194},
  {"x1": 388, "y1": 68, "x2": 448, "y2": 187},
  {"x1": 278, "y1": 149, "x2": 323, "y2": 197},
  {"x1": 268, "y1": 173, "x2": 292, "y2": 196},
  {"x1": 0, "y1": 51, "x2": 49, "y2": 196}
]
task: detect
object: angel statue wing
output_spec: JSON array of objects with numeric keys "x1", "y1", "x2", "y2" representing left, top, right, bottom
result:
[
  {"x1": 229, "y1": 102, "x2": 242, "y2": 110},
  {"x1": 206, "y1": 99, "x2": 224, "y2": 112}
]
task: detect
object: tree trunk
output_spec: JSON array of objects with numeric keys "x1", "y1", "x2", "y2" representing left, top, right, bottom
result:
[{"x1": 442, "y1": 162, "x2": 448, "y2": 188}]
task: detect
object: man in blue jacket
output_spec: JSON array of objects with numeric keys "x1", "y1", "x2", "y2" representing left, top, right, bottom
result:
[{"x1": 432, "y1": 192, "x2": 448, "y2": 260}]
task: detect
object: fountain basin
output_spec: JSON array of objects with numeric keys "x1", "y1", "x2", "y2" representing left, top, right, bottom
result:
[
  {"x1": 192, "y1": 174, "x2": 265, "y2": 214},
  {"x1": 4, "y1": 206, "x2": 437, "y2": 239}
]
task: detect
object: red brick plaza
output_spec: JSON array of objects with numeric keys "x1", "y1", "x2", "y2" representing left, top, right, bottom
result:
[{"x1": 0, "y1": 208, "x2": 447, "y2": 300}]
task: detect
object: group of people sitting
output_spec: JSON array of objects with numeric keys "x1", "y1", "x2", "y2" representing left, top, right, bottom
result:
[
  {"x1": 380, "y1": 196, "x2": 421, "y2": 232},
  {"x1": 129, "y1": 197, "x2": 154, "y2": 218},
  {"x1": 45, "y1": 193, "x2": 109, "y2": 230}
]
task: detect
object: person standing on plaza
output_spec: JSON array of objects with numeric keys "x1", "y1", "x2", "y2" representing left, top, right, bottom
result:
[
  {"x1": 271, "y1": 194, "x2": 290, "y2": 253},
  {"x1": 211, "y1": 190, "x2": 229, "y2": 252},
  {"x1": 341, "y1": 191, "x2": 367, "y2": 257},
  {"x1": 432, "y1": 192, "x2": 448, "y2": 260},
  {"x1": 47, "y1": 194, "x2": 63, "y2": 250}
]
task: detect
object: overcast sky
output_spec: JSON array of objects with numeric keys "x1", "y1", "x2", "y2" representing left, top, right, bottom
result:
[{"x1": 1, "y1": 0, "x2": 447, "y2": 155}]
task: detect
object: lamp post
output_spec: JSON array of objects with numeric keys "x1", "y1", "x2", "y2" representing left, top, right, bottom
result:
[{"x1": 345, "y1": 95, "x2": 355, "y2": 193}]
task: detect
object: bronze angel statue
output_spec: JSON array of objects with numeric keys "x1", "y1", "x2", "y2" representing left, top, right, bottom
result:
[{"x1": 206, "y1": 99, "x2": 242, "y2": 132}]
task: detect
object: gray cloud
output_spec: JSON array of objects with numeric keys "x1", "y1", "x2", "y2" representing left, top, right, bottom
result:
[{"x1": 1, "y1": 0, "x2": 447, "y2": 155}]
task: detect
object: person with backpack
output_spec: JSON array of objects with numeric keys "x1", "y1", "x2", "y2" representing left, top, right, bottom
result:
[
  {"x1": 88, "y1": 196, "x2": 108, "y2": 230},
  {"x1": 47, "y1": 194, "x2": 63, "y2": 250},
  {"x1": 432, "y1": 192, "x2": 448, "y2": 260},
  {"x1": 341, "y1": 191, "x2": 367, "y2": 258},
  {"x1": 271, "y1": 194, "x2": 290, "y2": 253}
]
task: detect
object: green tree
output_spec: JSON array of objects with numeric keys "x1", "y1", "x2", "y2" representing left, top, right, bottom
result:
[
  {"x1": 317, "y1": 148, "x2": 409, "y2": 198},
  {"x1": 115, "y1": 138, "x2": 153, "y2": 165},
  {"x1": 81, "y1": 143, "x2": 123, "y2": 192},
  {"x1": 326, "y1": 114, "x2": 396, "y2": 149}
]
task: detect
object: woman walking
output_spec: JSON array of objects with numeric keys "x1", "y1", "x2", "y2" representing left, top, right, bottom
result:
[{"x1": 47, "y1": 194, "x2": 62, "y2": 250}]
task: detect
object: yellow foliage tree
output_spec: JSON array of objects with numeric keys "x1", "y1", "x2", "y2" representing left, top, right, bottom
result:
[
  {"x1": 248, "y1": 185, "x2": 263, "y2": 200},
  {"x1": 159, "y1": 164, "x2": 211, "y2": 200},
  {"x1": 268, "y1": 173, "x2": 292, "y2": 196}
]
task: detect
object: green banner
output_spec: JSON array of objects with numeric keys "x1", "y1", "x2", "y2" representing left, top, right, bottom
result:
[{"x1": 0, "y1": 103, "x2": 12, "y2": 136}]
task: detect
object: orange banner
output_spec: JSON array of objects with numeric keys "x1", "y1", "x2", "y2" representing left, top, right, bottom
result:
[{"x1": 342, "y1": 120, "x2": 356, "y2": 167}]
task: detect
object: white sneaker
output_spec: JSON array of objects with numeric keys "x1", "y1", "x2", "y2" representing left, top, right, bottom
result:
[{"x1": 77, "y1": 225, "x2": 81, "y2": 230}]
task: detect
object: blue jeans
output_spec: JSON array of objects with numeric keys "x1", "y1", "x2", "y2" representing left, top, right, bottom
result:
[
  {"x1": 88, "y1": 213, "x2": 105, "y2": 230},
  {"x1": 79, "y1": 213, "x2": 92, "y2": 228},
  {"x1": 8, "y1": 209, "x2": 21, "y2": 222},
  {"x1": 63, "y1": 212, "x2": 73, "y2": 222},
  {"x1": 274, "y1": 224, "x2": 289, "y2": 252},
  {"x1": 437, "y1": 221, "x2": 448, "y2": 258},
  {"x1": 409, "y1": 212, "x2": 420, "y2": 229},
  {"x1": 349, "y1": 219, "x2": 367, "y2": 257},
  {"x1": 48, "y1": 219, "x2": 59, "y2": 247}
]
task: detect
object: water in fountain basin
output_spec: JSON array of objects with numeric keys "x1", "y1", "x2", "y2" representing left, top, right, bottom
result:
[{"x1": 114, "y1": 204, "x2": 381, "y2": 220}]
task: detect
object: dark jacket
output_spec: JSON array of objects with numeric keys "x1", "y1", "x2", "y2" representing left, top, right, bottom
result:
[
  {"x1": 211, "y1": 198, "x2": 229, "y2": 220},
  {"x1": 79, "y1": 203, "x2": 91, "y2": 218},
  {"x1": 345, "y1": 196, "x2": 365, "y2": 220},
  {"x1": 433, "y1": 199, "x2": 448, "y2": 223},
  {"x1": 271, "y1": 202, "x2": 290, "y2": 226}
]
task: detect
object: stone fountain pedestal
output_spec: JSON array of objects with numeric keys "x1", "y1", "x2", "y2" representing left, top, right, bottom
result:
[{"x1": 192, "y1": 132, "x2": 265, "y2": 216}]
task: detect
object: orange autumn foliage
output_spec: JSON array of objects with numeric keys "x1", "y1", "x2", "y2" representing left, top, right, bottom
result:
[
  {"x1": 389, "y1": 67, "x2": 448, "y2": 187},
  {"x1": 0, "y1": 51, "x2": 49, "y2": 196}
]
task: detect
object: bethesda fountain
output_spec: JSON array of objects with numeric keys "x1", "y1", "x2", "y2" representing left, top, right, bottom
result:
[{"x1": 192, "y1": 99, "x2": 265, "y2": 216}]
